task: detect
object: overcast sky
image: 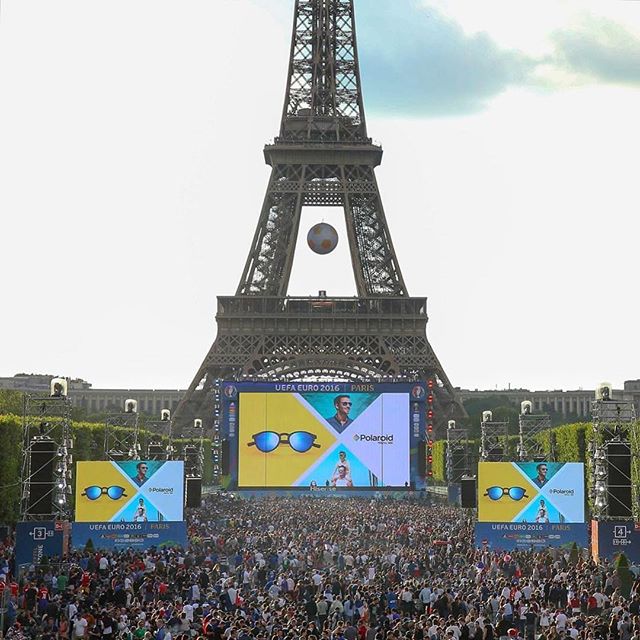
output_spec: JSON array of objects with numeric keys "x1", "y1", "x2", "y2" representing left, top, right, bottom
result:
[{"x1": 1, "y1": 0, "x2": 639, "y2": 393}]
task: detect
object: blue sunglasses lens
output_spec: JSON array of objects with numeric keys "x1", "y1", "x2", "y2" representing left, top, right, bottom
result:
[
  {"x1": 253, "y1": 432, "x2": 280, "y2": 452},
  {"x1": 288, "y1": 432, "x2": 315, "y2": 453},
  {"x1": 107, "y1": 486, "x2": 126, "y2": 500},
  {"x1": 486, "y1": 486, "x2": 504, "y2": 501},
  {"x1": 84, "y1": 486, "x2": 102, "y2": 500},
  {"x1": 509, "y1": 487, "x2": 526, "y2": 500}
]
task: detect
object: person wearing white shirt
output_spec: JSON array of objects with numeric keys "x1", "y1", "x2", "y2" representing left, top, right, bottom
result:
[
  {"x1": 66, "y1": 602, "x2": 78, "y2": 623},
  {"x1": 73, "y1": 616, "x2": 88, "y2": 638},
  {"x1": 555, "y1": 611, "x2": 568, "y2": 631}
]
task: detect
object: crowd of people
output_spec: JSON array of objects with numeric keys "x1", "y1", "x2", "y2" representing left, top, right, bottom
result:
[{"x1": 1, "y1": 494, "x2": 640, "y2": 640}]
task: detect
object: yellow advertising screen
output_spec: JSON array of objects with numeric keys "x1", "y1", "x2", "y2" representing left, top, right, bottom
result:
[
  {"x1": 237, "y1": 391, "x2": 410, "y2": 488},
  {"x1": 477, "y1": 461, "x2": 584, "y2": 523},
  {"x1": 75, "y1": 460, "x2": 184, "y2": 522}
]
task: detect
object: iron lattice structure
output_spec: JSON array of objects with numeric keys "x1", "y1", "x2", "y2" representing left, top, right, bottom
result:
[
  {"x1": 174, "y1": 0, "x2": 463, "y2": 432},
  {"x1": 480, "y1": 419, "x2": 509, "y2": 462},
  {"x1": 104, "y1": 410, "x2": 140, "y2": 461},
  {"x1": 446, "y1": 425, "x2": 469, "y2": 484},
  {"x1": 590, "y1": 398, "x2": 637, "y2": 520},
  {"x1": 144, "y1": 417, "x2": 174, "y2": 461},
  {"x1": 20, "y1": 393, "x2": 74, "y2": 521},
  {"x1": 518, "y1": 413, "x2": 551, "y2": 461}
]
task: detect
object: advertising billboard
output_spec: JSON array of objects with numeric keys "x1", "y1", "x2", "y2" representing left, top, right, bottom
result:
[
  {"x1": 477, "y1": 462, "x2": 585, "y2": 524},
  {"x1": 475, "y1": 522, "x2": 588, "y2": 551},
  {"x1": 71, "y1": 522, "x2": 188, "y2": 551},
  {"x1": 75, "y1": 460, "x2": 184, "y2": 523},
  {"x1": 225, "y1": 383, "x2": 423, "y2": 488}
]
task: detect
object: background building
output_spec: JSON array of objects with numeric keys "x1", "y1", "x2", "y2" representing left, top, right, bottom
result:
[{"x1": 2, "y1": 373, "x2": 639, "y2": 420}]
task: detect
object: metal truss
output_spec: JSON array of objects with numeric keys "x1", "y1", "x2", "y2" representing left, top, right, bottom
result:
[
  {"x1": 280, "y1": 0, "x2": 367, "y2": 143},
  {"x1": 20, "y1": 388, "x2": 73, "y2": 521},
  {"x1": 480, "y1": 419, "x2": 509, "y2": 462},
  {"x1": 178, "y1": 419, "x2": 205, "y2": 480},
  {"x1": 518, "y1": 413, "x2": 551, "y2": 461},
  {"x1": 238, "y1": 161, "x2": 407, "y2": 297},
  {"x1": 144, "y1": 416, "x2": 174, "y2": 461},
  {"x1": 446, "y1": 423, "x2": 469, "y2": 483},
  {"x1": 175, "y1": 296, "x2": 463, "y2": 432},
  {"x1": 174, "y1": 0, "x2": 463, "y2": 433},
  {"x1": 104, "y1": 402, "x2": 140, "y2": 461},
  {"x1": 590, "y1": 398, "x2": 637, "y2": 520}
]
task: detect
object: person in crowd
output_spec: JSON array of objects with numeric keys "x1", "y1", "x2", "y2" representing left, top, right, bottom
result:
[{"x1": 1, "y1": 494, "x2": 637, "y2": 640}]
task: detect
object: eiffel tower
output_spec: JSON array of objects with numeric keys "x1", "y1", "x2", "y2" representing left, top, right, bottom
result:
[{"x1": 174, "y1": 0, "x2": 463, "y2": 432}]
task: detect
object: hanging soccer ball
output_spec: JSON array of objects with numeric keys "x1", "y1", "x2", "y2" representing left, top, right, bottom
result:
[{"x1": 307, "y1": 223, "x2": 339, "y2": 255}]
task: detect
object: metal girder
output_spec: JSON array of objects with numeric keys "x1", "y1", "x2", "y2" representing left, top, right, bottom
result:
[
  {"x1": 174, "y1": 297, "x2": 463, "y2": 431},
  {"x1": 104, "y1": 411, "x2": 140, "y2": 461},
  {"x1": 20, "y1": 393, "x2": 73, "y2": 521},
  {"x1": 236, "y1": 0, "x2": 406, "y2": 297},
  {"x1": 281, "y1": 0, "x2": 367, "y2": 143},
  {"x1": 446, "y1": 427, "x2": 469, "y2": 483},
  {"x1": 480, "y1": 420, "x2": 509, "y2": 462},
  {"x1": 174, "y1": 0, "x2": 463, "y2": 433},
  {"x1": 589, "y1": 399, "x2": 637, "y2": 520},
  {"x1": 518, "y1": 413, "x2": 551, "y2": 461},
  {"x1": 236, "y1": 163, "x2": 407, "y2": 298}
]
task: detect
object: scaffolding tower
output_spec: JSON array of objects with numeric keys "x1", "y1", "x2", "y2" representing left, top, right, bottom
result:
[
  {"x1": 20, "y1": 378, "x2": 74, "y2": 521},
  {"x1": 446, "y1": 420, "x2": 469, "y2": 483},
  {"x1": 104, "y1": 399, "x2": 140, "y2": 461},
  {"x1": 590, "y1": 382, "x2": 637, "y2": 520},
  {"x1": 480, "y1": 411, "x2": 509, "y2": 461},
  {"x1": 518, "y1": 401, "x2": 551, "y2": 461}
]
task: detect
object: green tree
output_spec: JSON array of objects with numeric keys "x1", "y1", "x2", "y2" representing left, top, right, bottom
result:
[
  {"x1": 569, "y1": 542, "x2": 579, "y2": 566},
  {"x1": 0, "y1": 389, "x2": 23, "y2": 415},
  {"x1": 615, "y1": 552, "x2": 633, "y2": 599}
]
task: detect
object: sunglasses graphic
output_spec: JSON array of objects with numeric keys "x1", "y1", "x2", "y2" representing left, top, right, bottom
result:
[
  {"x1": 247, "y1": 431, "x2": 320, "y2": 453},
  {"x1": 82, "y1": 486, "x2": 128, "y2": 501},
  {"x1": 484, "y1": 486, "x2": 529, "y2": 501}
]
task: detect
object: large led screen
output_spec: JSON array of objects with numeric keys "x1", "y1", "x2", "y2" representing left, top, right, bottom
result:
[
  {"x1": 477, "y1": 462, "x2": 585, "y2": 523},
  {"x1": 236, "y1": 389, "x2": 411, "y2": 488},
  {"x1": 75, "y1": 460, "x2": 184, "y2": 522}
]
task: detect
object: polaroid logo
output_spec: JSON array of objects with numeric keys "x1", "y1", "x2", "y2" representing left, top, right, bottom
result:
[
  {"x1": 353, "y1": 434, "x2": 394, "y2": 444},
  {"x1": 148, "y1": 487, "x2": 174, "y2": 494},
  {"x1": 549, "y1": 488, "x2": 574, "y2": 496}
]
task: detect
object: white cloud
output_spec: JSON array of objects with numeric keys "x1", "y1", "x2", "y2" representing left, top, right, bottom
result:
[
  {"x1": 421, "y1": 0, "x2": 640, "y2": 56},
  {"x1": 0, "y1": 0, "x2": 639, "y2": 391}
]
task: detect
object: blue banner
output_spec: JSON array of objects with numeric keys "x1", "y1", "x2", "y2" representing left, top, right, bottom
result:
[
  {"x1": 15, "y1": 521, "x2": 66, "y2": 568},
  {"x1": 593, "y1": 521, "x2": 640, "y2": 563},
  {"x1": 71, "y1": 521, "x2": 188, "y2": 551},
  {"x1": 475, "y1": 522, "x2": 588, "y2": 550}
]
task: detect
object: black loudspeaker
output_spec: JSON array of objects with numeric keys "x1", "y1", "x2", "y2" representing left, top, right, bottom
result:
[
  {"x1": 185, "y1": 477, "x2": 202, "y2": 508},
  {"x1": 460, "y1": 476, "x2": 477, "y2": 508},
  {"x1": 147, "y1": 444, "x2": 166, "y2": 461},
  {"x1": 449, "y1": 446, "x2": 467, "y2": 483},
  {"x1": 28, "y1": 440, "x2": 56, "y2": 516},
  {"x1": 606, "y1": 442, "x2": 632, "y2": 518},
  {"x1": 417, "y1": 442, "x2": 426, "y2": 476},
  {"x1": 221, "y1": 440, "x2": 230, "y2": 475}
]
